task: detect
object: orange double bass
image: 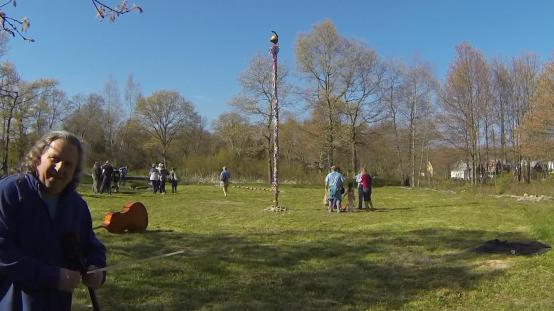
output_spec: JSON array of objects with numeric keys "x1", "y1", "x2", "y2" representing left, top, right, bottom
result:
[{"x1": 99, "y1": 202, "x2": 148, "y2": 233}]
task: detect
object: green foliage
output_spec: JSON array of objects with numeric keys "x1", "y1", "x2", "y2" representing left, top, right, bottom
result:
[
  {"x1": 372, "y1": 177, "x2": 402, "y2": 187},
  {"x1": 183, "y1": 149, "x2": 266, "y2": 182},
  {"x1": 73, "y1": 184, "x2": 554, "y2": 310},
  {"x1": 525, "y1": 205, "x2": 554, "y2": 241},
  {"x1": 495, "y1": 172, "x2": 513, "y2": 194}
]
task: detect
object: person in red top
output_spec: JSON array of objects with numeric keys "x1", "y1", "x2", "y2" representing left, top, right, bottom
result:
[{"x1": 359, "y1": 168, "x2": 375, "y2": 210}]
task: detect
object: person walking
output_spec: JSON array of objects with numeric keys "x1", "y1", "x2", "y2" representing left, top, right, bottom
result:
[
  {"x1": 219, "y1": 166, "x2": 231, "y2": 197},
  {"x1": 0, "y1": 130, "x2": 106, "y2": 310}
]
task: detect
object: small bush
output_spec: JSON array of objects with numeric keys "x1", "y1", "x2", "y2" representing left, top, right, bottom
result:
[{"x1": 495, "y1": 172, "x2": 512, "y2": 194}]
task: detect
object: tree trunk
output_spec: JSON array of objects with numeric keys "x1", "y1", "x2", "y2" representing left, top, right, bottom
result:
[
  {"x1": 326, "y1": 101, "x2": 335, "y2": 168},
  {"x1": 350, "y1": 124, "x2": 357, "y2": 176},
  {"x1": 2, "y1": 96, "x2": 18, "y2": 176},
  {"x1": 266, "y1": 142, "x2": 272, "y2": 185},
  {"x1": 389, "y1": 87, "x2": 405, "y2": 186},
  {"x1": 409, "y1": 96, "x2": 416, "y2": 188}
]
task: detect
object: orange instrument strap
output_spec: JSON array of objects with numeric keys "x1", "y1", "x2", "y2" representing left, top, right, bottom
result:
[{"x1": 86, "y1": 250, "x2": 185, "y2": 274}]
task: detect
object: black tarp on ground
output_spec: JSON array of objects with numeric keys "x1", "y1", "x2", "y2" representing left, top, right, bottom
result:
[{"x1": 474, "y1": 239, "x2": 551, "y2": 255}]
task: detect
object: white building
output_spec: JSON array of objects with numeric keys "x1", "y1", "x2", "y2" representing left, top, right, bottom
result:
[
  {"x1": 450, "y1": 161, "x2": 470, "y2": 180},
  {"x1": 547, "y1": 161, "x2": 554, "y2": 173}
]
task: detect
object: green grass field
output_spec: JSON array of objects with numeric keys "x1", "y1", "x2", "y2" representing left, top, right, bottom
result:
[{"x1": 71, "y1": 183, "x2": 554, "y2": 310}]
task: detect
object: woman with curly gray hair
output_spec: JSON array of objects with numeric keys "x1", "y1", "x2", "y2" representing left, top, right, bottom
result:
[{"x1": 0, "y1": 130, "x2": 106, "y2": 310}]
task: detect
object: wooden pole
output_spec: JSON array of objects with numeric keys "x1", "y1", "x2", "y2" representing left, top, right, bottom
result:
[{"x1": 270, "y1": 32, "x2": 280, "y2": 210}]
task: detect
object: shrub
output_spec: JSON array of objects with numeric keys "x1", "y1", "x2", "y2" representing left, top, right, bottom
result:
[{"x1": 495, "y1": 172, "x2": 512, "y2": 194}]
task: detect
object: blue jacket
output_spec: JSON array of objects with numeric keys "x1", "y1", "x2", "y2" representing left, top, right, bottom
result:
[
  {"x1": 219, "y1": 170, "x2": 230, "y2": 182},
  {"x1": 0, "y1": 173, "x2": 106, "y2": 311}
]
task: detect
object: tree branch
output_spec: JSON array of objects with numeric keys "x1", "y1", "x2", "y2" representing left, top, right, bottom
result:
[
  {"x1": 0, "y1": 0, "x2": 143, "y2": 41},
  {"x1": 92, "y1": 0, "x2": 143, "y2": 22}
]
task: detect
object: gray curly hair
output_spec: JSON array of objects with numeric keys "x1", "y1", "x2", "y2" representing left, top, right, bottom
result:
[{"x1": 21, "y1": 130, "x2": 85, "y2": 188}]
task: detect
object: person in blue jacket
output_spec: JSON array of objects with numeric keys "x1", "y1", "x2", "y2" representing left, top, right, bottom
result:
[{"x1": 0, "y1": 130, "x2": 106, "y2": 310}]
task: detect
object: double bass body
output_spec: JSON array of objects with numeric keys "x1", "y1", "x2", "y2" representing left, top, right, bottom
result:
[{"x1": 100, "y1": 202, "x2": 148, "y2": 234}]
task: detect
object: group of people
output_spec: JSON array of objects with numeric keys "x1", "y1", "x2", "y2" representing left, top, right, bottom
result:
[
  {"x1": 148, "y1": 163, "x2": 179, "y2": 194},
  {"x1": 324, "y1": 165, "x2": 375, "y2": 213},
  {"x1": 92, "y1": 161, "x2": 128, "y2": 194},
  {"x1": 0, "y1": 128, "x2": 384, "y2": 309},
  {"x1": 0, "y1": 127, "x2": 387, "y2": 311}
]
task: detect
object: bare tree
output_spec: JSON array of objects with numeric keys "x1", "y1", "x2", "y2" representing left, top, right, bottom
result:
[
  {"x1": 63, "y1": 94, "x2": 109, "y2": 159},
  {"x1": 520, "y1": 57, "x2": 554, "y2": 160},
  {"x1": 509, "y1": 53, "x2": 540, "y2": 182},
  {"x1": 296, "y1": 20, "x2": 346, "y2": 168},
  {"x1": 336, "y1": 39, "x2": 384, "y2": 174},
  {"x1": 135, "y1": 90, "x2": 199, "y2": 164},
  {"x1": 382, "y1": 60, "x2": 408, "y2": 185},
  {"x1": 0, "y1": 62, "x2": 20, "y2": 174},
  {"x1": 229, "y1": 54, "x2": 289, "y2": 184},
  {"x1": 491, "y1": 59, "x2": 513, "y2": 164},
  {"x1": 439, "y1": 43, "x2": 491, "y2": 184},
  {"x1": 103, "y1": 76, "x2": 122, "y2": 159},
  {"x1": 212, "y1": 112, "x2": 258, "y2": 159},
  {"x1": 124, "y1": 73, "x2": 141, "y2": 119},
  {"x1": 31, "y1": 83, "x2": 71, "y2": 137},
  {"x1": 0, "y1": 64, "x2": 57, "y2": 174},
  {"x1": 401, "y1": 60, "x2": 437, "y2": 187}
]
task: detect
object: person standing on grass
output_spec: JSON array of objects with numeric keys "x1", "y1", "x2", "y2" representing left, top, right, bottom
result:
[
  {"x1": 100, "y1": 160, "x2": 113, "y2": 194},
  {"x1": 158, "y1": 163, "x2": 169, "y2": 194},
  {"x1": 119, "y1": 165, "x2": 128, "y2": 186},
  {"x1": 325, "y1": 165, "x2": 345, "y2": 213},
  {"x1": 359, "y1": 167, "x2": 375, "y2": 210},
  {"x1": 219, "y1": 166, "x2": 230, "y2": 197},
  {"x1": 91, "y1": 161, "x2": 101, "y2": 193},
  {"x1": 112, "y1": 168, "x2": 120, "y2": 193},
  {"x1": 149, "y1": 163, "x2": 160, "y2": 194},
  {"x1": 0, "y1": 130, "x2": 106, "y2": 310},
  {"x1": 169, "y1": 167, "x2": 179, "y2": 193},
  {"x1": 355, "y1": 169, "x2": 364, "y2": 209},
  {"x1": 342, "y1": 178, "x2": 355, "y2": 212}
]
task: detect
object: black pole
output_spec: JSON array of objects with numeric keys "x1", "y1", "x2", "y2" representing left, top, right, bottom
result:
[
  {"x1": 88, "y1": 287, "x2": 100, "y2": 311},
  {"x1": 62, "y1": 233, "x2": 101, "y2": 311}
]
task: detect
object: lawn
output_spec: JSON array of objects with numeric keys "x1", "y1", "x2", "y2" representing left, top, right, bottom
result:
[{"x1": 72, "y1": 183, "x2": 554, "y2": 310}]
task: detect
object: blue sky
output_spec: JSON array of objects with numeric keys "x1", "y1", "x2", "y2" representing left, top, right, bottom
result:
[{"x1": 5, "y1": 1, "x2": 554, "y2": 125}]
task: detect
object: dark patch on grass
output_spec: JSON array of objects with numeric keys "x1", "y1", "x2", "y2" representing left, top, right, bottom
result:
[{"x1": 91, "y1": 228, "x2": 534, "y2": 310}]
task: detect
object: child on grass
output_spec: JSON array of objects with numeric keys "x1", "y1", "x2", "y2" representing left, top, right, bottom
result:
[{"x1": 342, "y1": 178, "x2": 355, "y2": 212}]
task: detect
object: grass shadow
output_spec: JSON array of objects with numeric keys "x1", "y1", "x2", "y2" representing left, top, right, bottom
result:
[{"x1": 85, "y1": 227, "x2": 537, "y2": 310}]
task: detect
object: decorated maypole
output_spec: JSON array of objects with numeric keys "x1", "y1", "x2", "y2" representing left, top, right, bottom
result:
[{"x1": 269, "y1": 31, "x2": 282, "y2": 211}]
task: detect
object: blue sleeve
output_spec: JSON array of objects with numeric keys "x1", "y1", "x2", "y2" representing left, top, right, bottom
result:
[
  {"x1": 0, "y1": 182, "x2": 59, "y2": 289},
  {"x1": 79, "y1": 200, "x2": 106, "y2": 268}
]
